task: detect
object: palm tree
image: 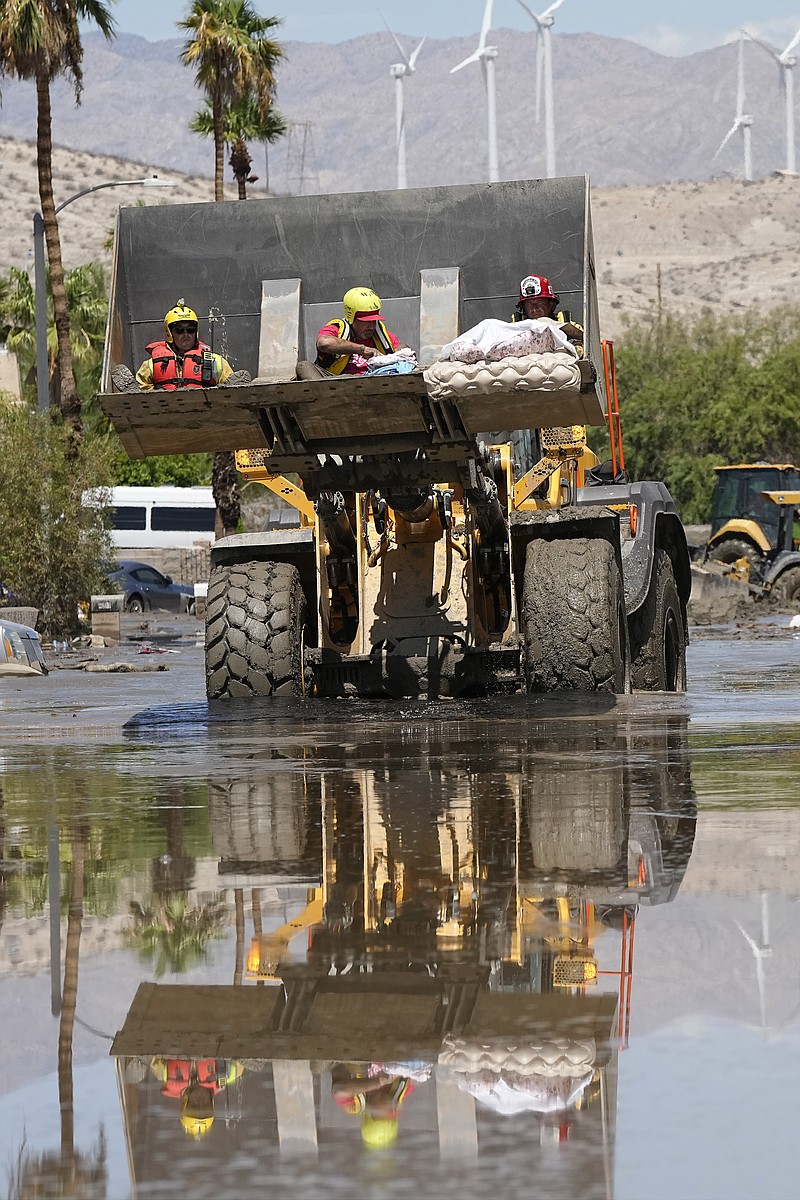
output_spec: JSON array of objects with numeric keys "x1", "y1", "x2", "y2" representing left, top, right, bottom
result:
[
  {"x1": 179, "y1": 0, "x2": 283, "y2": 202},
  {"x1": 191, "y1": 93, "x2": 287, "y2": 199},
  {"x1": 180, "y1": 2, "x2": 283, "y2": 536},
  {"x1": 0, "y1": 261, "x2": 108, "y2": 410},
  {"x1": 0, "y1": 1, "x2": 116, "y2": 441},
  {"x1": 126, "y1": 895, "x2": 227, "y2": 977}
]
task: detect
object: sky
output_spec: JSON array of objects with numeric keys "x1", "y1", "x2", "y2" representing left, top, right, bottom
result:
[{"x1": 99, "y1": 1, "x2": 800, "y2": 55}]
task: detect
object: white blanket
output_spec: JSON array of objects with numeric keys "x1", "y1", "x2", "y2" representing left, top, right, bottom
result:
[{"x1": 440, "y1": 318, "x2": 577, "y2": 364}]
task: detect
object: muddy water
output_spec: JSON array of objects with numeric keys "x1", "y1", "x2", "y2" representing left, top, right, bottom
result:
[{"x1": 0, "y1": 624, "x2": 798, "y2": 1200}]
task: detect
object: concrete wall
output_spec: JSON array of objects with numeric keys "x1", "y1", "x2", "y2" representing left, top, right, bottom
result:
[{"x1": 0, "y1": 347, "x2": 21, "y2": 400}]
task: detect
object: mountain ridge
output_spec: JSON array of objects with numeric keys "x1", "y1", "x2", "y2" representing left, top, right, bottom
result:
[{"x1": 0, "y1": 28, "x2": 795, "y2": 193}]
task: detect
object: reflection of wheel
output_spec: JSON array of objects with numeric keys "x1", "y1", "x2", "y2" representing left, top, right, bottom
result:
[
  {"x1": 629, "y1": 549, "x2": 687, "y2": 691},
  {"x1": 706, "y1": 537, "x2": 761, "y2": 569},
  {"x1": 771, "y1": 565, "x2": 800, "y2": 605},
  {"x1": 522, "y1": 537, "x2": 628, "y2": 692},
  {"x1": 125, "y1": 594, "x2": 145, "y2": 614},
  {"x1": 205, "y1": 560, "x2": 306, "y2": 699}
]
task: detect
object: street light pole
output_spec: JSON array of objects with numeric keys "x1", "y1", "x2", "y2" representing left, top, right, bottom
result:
[{"x1": 34, "y1": 176, "x2": 177, "y2": 413}]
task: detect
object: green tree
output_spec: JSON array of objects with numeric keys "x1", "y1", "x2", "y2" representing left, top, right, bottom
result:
[
  {"x1": 0, "y1": 406, "x2": 114, "y2": 636},
  {"x1": 180, "y1": 2, "x2": 283, "y2": 535},
  {"x1": 610, "y1": 308, "x2": 800, "y2": 524},
  {"x1": 0, "y1": 0, "x2": 117, "y2": 440},
  {"x1": 191, "y1": 92, "x2": 287, "y2": 199},
  {"x1": 0, "y1": 261, "x2": 107, "y2": 417},
  {"x1": 179, "y1": 0, "x2": 283, "y2": 203}
]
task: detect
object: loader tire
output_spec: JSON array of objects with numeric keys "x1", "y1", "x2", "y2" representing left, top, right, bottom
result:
[
  {"x1": 706, "y1": 536, "x2": 761, "y2": 569},
  {"x1": 771, "y1": 564, "x2": 800, "y2": 606},
  {"x1": 629, "y1": 549, "x2": 687, "y2": 692},
  {"x1": 522, "y1": 536, "x2": 628, "y2": 693},
  {"x1": 205, "y1": 560, "x2": 306, "y2": 700}
]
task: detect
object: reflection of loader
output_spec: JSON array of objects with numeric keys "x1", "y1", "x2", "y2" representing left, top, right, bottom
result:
[
  {"x1": 98, "y1": 177, "x2": 690, "y2": 700},
  {"x1": 113, "y1": 716, "x2": 697, "y2": 1185}
]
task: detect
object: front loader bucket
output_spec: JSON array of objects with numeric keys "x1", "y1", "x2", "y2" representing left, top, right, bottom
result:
[{"x1": 98, "y1": 177, "x2": 606, "y2": 461}]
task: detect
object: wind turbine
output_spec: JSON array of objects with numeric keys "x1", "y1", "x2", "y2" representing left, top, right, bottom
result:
[
  {"x1": 743, "y1": 25, "x2": 800, "y2": 174},
  {"x1": 451, "y1": 0, "x2": 499, "y2": 183},
  {"x1": 381, "y1": 15, "x2": 425, "y2": 190},
  {"x1": 714, "y1": 32, "x2": 753, "y2": 181},
  {"x1": 736, "y1": 891, "x2": 773, "y2": 1032},
  {"x1": 515, "y1": 0, "x2": 566, "y2": 179}
]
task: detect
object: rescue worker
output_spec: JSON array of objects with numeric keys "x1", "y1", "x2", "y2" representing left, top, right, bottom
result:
[
  {"x1": 330, "y1": 1061, "x2": 415, "y2": 1149},
  {"x1": 135, "y1": 300, "x2": 235, "y2": 390},
  {"x1": 150, "y1": 1056, "x2": 243, "y2": 1140},
  {"x1": 308, "y1": 287, "x2": 408, "y2": 378},
  {"x1": 513, "y1": 273, "x2": 584, "y2": 353}
]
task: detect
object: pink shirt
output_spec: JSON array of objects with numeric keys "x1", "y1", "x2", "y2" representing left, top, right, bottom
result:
[{"x1": 317, "y1": 321, "x2": 401, "y2": 376}]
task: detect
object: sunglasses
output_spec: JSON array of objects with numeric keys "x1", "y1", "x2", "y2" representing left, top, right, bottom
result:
[{"x1": 172, "y1": 323, "x2": 197, "y2": 334}]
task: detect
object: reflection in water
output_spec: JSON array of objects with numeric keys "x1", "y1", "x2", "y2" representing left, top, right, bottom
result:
[
  {"x1": 8, "y1": 813, "x2": 108, "y2": 1200},
  {"x1": 110, "y1": 715, "x2": 696, "y2": 1199}
]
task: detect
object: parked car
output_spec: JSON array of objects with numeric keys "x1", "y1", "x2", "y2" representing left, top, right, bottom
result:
[
  {"x1": 106, "y1": 560, "x2": 195, "y2": 614},
  {"x1": 0, "y1": 617, "x2": 47, "y2": 675}
]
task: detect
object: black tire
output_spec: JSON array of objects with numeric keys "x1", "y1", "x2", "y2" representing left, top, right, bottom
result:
[
  {"x1": 522, "y1": 537, "x2": 629, "y2": 693},
  {"x1": 125, "y1": 594, "x2": 145, "y2": 614},
  {"x1": 771, "y1": 565, "x2": 800, "y2": 605},
  {"x1": 706, "y1": 536, "x2": 762, "y2": 569},
  {"x1": 629, "y1": 549, "x2": 687, "y2": 692},
  {"x1": 205, "y1": 561, "x2": 306, "y2": 700}
]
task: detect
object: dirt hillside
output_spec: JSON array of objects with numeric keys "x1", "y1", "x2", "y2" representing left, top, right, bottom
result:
[{"x1": 2, "y1": 136, "x2": 799, "y2": 340}]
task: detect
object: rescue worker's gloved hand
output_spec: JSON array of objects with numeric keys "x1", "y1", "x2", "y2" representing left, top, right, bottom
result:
[{"x1": 559, "y1": 322, "x2": 583, "y2": 341}]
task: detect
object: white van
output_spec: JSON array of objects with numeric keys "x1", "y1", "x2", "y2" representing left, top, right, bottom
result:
[{"x1": 84, "y1": 486, "x2": 216, "y2": 550}]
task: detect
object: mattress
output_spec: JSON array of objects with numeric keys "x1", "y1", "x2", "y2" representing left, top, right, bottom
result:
[{"x1": 424, "y1": 351, "x2": 582, "y2": 401}]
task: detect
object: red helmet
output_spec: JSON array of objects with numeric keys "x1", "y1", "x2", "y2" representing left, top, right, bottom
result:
[{"x1": 518, "y1": 274, "x2": 558, "y2": 304}]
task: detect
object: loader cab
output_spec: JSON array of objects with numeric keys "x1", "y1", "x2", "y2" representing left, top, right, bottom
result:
[{"x1": 707, "y1": 463, "x2": 800, "y2": 565}]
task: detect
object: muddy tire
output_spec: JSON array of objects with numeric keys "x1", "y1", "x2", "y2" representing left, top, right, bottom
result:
[
  {"x1": 771, "y1": 564, "x2": 800, "y2": 605},
  {"x1": 706, "y1": 536, "x2": 762, "y2": 569},
  {"x1": 522, "y1": 537, "x2": 628, "y2": 693},
  {"x1": 629, "y1": 549, "x2": 687, "y2": 692},
  {"x1": 205, "y1": 560, "x2": 306, "y2": 700}
]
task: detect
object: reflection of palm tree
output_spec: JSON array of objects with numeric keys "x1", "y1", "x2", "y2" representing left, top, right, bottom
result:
[
  {"x1": 151, "y1": 788, "x2": 196, "y2": 898},
  {"x1": 7, "y1": 820, "x2": 107, "y2": 1199},
  {"x1": 127, "y1": 895, "x2": 227, "y2": 978}
]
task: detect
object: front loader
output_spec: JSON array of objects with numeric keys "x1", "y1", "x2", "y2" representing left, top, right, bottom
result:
[{"x1": 98, "y1": 176, "x2": 690, "y2": 700}]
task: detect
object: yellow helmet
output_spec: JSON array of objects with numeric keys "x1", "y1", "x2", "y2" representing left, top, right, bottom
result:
[
  {"x1": 361, "y1": 1113, "x2": 398, "y2": 1149},
  {"x1": 181, "y1": 1114, "x2": 214, "y2": 1139},
  {"x1": 164, "y1": 298, "x2": 199, "y2": 343},
  {"x1": 343, "y1": 287, "x2": 382, "y2": 325}
]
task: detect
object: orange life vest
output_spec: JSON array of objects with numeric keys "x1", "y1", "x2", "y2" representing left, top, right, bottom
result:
[
  {"x1": 147, "y1": 340, "x2": 217, "y2": 390},
  {"x1": 162, "y1": 1058, "x2": 223, "y2": 1098}
]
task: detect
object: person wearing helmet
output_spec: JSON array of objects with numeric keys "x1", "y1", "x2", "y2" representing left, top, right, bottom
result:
[
  {"x1": 330, "y1": 1062, "x2": 415, "y2": 1149},
  {"x1": 180, "y1": 1080, "x2": 215, "y2": 1140},
  {"x1": 312, "y1": 287, "x2": 407, "y2": 377},
  {"x1": 150, "y1": 1056, "x2": 243, "y2": 1141},
  {"x1": 134, "y1": 300, "x2": 236, "y2": 390},
  {"x1": 514, "y1": 274, "x2": 584, "y2": 353}
]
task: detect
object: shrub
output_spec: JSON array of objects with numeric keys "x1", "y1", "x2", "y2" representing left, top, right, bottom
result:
[{"x1": 0, "y1": 408, "x2": 115, "y2": 636}]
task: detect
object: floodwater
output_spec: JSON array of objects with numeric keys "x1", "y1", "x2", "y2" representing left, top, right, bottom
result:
[{"x1": 1, "y1": 620, "x2": 798, "y2": 1200}]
